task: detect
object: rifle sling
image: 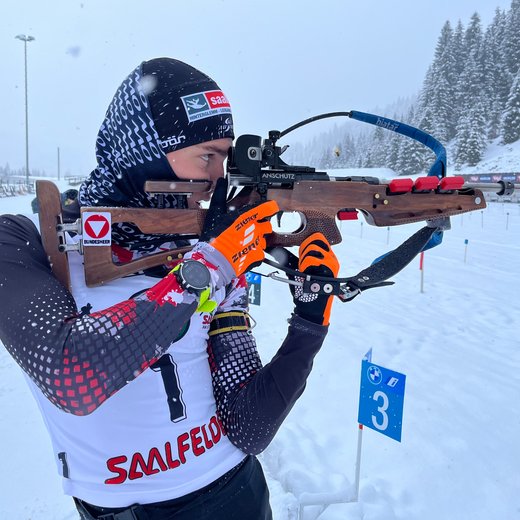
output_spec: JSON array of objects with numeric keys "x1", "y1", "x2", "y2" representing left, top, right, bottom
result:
[
  {"x1": 346, "y1": 225, "x2": 438, "y2": 291},
  {"x1": 264, "y1": 225, "x2": 439, "y2": 295}
]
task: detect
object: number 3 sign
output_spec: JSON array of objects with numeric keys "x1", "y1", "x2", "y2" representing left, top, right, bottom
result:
[{"x1": 358, "y1": 360, "x2": 406, "y2": 442}]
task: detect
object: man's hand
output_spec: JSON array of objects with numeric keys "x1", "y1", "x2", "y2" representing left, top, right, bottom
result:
[
  {"x1": 199, "y1": 177, "x2": 279, "y2": 278},
  {"x1": 186, "y1": 177, "x2": 279, "y2": 289},
  {"x1": 292, "y1": 233, "x2": 340, "y2": 326}
]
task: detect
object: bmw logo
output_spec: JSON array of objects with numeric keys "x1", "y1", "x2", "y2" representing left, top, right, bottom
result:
[{"x1": 367, "y1": 365, "x2": 383, "y2": 385}]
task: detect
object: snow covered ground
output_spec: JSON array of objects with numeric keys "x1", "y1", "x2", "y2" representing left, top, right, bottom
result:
[
  {"x1": 1, "y1": 179, "x2": 519, "y2": 519},
  {"x1": 451, "y1": 138, "x2": 520, "y2": 175}
]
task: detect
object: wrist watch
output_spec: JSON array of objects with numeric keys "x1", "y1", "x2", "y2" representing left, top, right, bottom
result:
[{"x1": 175, "y1": 260, "x2": 211, "y2": 296}]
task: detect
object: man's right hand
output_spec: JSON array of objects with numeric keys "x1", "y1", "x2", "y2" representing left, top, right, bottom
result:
[{"x1": 188, "y1": 177, "x2": 279, "y2": 283}]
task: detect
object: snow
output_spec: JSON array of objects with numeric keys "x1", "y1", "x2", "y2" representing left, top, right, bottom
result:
[
  {"x1": 451, "y1": 137, "x2": 520, "y2": 174},
  {"x1": 1, "y1": 180, "x2": 520, "y2": 519}
]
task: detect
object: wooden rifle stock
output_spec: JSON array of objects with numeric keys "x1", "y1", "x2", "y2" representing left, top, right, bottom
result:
[{"x1": 36, "y1": 177, "x2": 486, "y2": 288}]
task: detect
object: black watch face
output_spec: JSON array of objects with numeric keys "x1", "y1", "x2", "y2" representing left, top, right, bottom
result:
[{"x1": 180, "y1": 261, "x2": 211, "y2": 291}]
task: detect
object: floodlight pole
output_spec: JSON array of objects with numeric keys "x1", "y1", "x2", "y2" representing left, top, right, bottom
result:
[{"x1": 15, "y1": 34, "x2": 35, "y2": 187}]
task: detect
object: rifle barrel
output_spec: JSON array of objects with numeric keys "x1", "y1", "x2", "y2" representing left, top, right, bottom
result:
[{"x1": 464, "y1": 182, "x2": 520, "y2": 195}]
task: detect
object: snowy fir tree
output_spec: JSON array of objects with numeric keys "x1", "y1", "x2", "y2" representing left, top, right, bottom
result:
[
  {"x1": 448, "y1": 19, "x2": 466, "y2": 132},
  {"x1": 413, "y1": 106, "x2": 437, "y2": 170},
  {"x1": 341, "y1": 134, "x2": 356, "y2": 167},
  {"x1": 502, "y1": 0, "x2": 520, "y2": 76},
  {"x1": 391, "y1": 107, "x2": 425, "y2": 175},
  {"x1": 369, "y1": 126, "x2": 388, "y2": 167},
  {"x1": 453, "y1": 14, "x2": 487, "y2": 165},
  {"x1": 455, "y1": 105, "x2": 487, "y2": 167},
  {"x1": 484, "y1": 8, "x2": 511, "y2": 139},
  {"x1": 420, "y1": 21, "x2": 457, "y2": 142},
  {"x1": 396, "y1": 136, "x2": 426, "y2": 175},
  {"x1": 501, "y1": 69, "x2": 520, "y2": 144},
  {"x1": 385, "y1": 130, "x2": 401, "y2": 172}
]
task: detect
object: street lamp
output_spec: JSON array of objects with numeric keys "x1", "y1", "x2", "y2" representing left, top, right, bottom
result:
[{"x1": 15, "y1": 34, "x2": 35, "y2": 188}]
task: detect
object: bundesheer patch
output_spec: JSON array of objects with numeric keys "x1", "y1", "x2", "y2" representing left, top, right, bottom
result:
[
  {"x1": 181, "y1": 90, "x2": 231, "y2": 123},
  {"x1": 82, "y1": 212, "x2": 112, "y2": 246}
]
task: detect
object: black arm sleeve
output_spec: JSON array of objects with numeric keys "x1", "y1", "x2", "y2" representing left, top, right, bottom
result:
[
  {"x1": 0, "y1": 215, "x2": 197, "y2": 415},
  {"x1": 208, "y1": 314, "x2": 327, "y2": 454}
]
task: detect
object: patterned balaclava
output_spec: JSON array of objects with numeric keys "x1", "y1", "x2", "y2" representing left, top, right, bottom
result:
[{"x1": 78, "y1": 58, "x2": 234, "y2": 253}]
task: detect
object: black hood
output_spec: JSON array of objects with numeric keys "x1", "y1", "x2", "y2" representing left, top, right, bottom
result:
[{"x1": 79, "y1": 62, "x2": 181, "y2": 209}]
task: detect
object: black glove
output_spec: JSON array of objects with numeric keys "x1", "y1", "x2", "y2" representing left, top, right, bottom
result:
[
  {"x1": 291, "y1": 233, "x2": 340, "y2": 325},
  {"x1": 199, "y1": 177, "x2": 229, "y2": 242}
]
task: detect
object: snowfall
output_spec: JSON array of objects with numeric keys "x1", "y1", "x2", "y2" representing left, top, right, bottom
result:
[{"x1": 1, "y1": 154, "x2": 519, "y2": 519}]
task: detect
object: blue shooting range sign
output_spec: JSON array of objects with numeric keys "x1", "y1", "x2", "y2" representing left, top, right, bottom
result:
[
  {"x1": 245, "y1": 272, "x2": 262, "y2": 306},
  {"x1": 358, "y1": 360, "x2": 406, "y2": 442}
]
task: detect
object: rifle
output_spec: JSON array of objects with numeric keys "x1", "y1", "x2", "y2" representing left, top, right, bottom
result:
[{"x1": 36, "y1": 111, "x2": 515, "y2": 293}]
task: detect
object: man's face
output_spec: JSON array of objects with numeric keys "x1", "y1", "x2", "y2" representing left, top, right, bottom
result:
[{"x1": 165, "y1": 138, "x2": 232, "y2": 182}]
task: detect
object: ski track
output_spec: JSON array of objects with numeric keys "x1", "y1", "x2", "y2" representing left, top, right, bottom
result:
[{"x1": 1, "y1": 185, "x2": 519, "y2": 519}]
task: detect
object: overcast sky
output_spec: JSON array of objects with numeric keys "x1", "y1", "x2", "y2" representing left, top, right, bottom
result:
[{"x1": 0, "y1": 0, "x2": 513, "y2": 176}]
